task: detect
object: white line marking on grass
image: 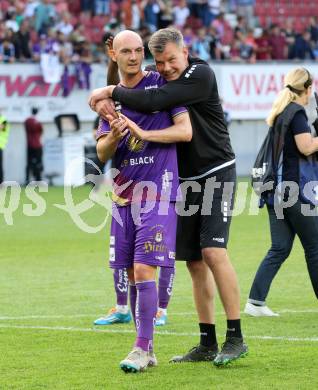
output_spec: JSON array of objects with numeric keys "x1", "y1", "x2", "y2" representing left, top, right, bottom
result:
[
  {"x1": 0, "y1": 308, "x2": 317, "y2": 320},
  {"x1": 0, "y1": 314, "x2": 98, "y2": 320},
  {"x1": 0, "y1": 324, "x2": 317, "y2": 342}
]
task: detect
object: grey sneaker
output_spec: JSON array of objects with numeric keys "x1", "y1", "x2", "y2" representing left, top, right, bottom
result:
[
  {"x1": 170, "y1": 344, "x2": 218, "y2": 363},
  {"x1": 213, "y1": 337, "x2": 248, "y2": 366},
  {"x1": 120, "y1": 347, "x2": 152, "y2": 373}
]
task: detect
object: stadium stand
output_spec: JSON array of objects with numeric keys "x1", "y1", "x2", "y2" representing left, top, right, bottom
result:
[{"x1": 0, "y1": 0, "x2": 317, "y2": 67}]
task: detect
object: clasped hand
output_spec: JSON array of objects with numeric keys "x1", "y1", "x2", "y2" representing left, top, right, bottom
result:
[{"x1": 107, "y1": 114, "x2": 147, "y2": 141}]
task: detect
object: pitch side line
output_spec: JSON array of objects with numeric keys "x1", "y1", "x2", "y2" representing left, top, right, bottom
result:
[
  {"x1": 0, "y1": 308, "x2": 317, "y2": 320},
  {"x1": 0, "y1": 324, "x2": 317, "y2": 342}
]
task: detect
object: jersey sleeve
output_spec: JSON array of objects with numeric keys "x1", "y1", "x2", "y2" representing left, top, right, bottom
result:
[
  {"x1": 290, "y1": 111, "x2": 311, "y2": 136},
  {"x1": 112, "y1": 64, "x2": 214, "y2": 112},
  {"x1": 171, "y1": 106, "x2": 188, "y2": 118},
  {"x1": 95, "y1": 118, "x2": 110, "y2": 140}
]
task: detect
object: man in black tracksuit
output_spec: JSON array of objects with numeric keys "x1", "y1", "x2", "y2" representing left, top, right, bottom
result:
[{"x1": 89, "y1": 27, "x2": 248, "y2": 366}]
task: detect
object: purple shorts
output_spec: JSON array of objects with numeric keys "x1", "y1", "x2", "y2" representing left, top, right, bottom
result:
[{"x1": 109, "y1": 201, "x2": 176, "y2": 269}]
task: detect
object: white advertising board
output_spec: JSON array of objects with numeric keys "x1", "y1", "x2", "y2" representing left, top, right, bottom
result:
[
  {"x1": 1, "y1": 62, "x2": 318, "y2": 121},
  {"x1": 219, "y1": 64, "x2": 318, "y2": 120},
  {"x1": 0, "y1": 63, "x2": 106, "y2": 123}
]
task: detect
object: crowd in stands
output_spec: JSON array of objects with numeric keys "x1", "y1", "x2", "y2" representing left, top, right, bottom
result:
[{"x1": 1, "y1": 0, "x2": 318, "y2": 67}]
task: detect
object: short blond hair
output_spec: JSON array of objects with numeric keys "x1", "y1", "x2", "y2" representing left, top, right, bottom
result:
[{"x1": 148, "y1": 28, "x2": 184, "y2": 55}]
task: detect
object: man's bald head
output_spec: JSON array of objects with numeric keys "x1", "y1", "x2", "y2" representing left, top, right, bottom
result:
[
  {"x1": 109, "y1": 30, "x2": 144, "y2": 79},
  {"x1": 113, "y1": 30, "x2": 143, "y2": 51}
]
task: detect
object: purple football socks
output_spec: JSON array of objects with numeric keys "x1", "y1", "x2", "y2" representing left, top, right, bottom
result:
[
  {"x1": 135, "y1": 280, "x2": 157, "y2": 352},
  {"x1": 158, "y1": 267, "x2": 175, "y2": 310},
  {"x1": 113, "y1": 268, "x2": 128, "y2": 306}
]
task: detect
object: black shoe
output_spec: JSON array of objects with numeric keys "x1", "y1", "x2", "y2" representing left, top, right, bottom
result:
[
  {"x1": 170, "y1": 344, "x2": 218, "y2": 363},
  {"x1": 213, "y1": 337, "x2": 248, "y2": 366}
]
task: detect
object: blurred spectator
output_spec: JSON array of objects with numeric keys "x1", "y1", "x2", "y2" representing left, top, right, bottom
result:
[
  {"x1": 282, "y1": 18, "x2": 296, "y2": 59},
  {"x1": 197, "y1": 0, "x2": 210, "y2": 28},
  {"x1": 5, "y1": 9, "x2": 19, "y2": 32},
  {"x1": 32, "y1": 33, "x2": 47, "y2": 61},
  {"x1": 229, "y1": 37, "x2": 242, "y2": 61},
  {"x1": 268, "y1": 24, "x2": 287, "y2": 60},
  {"x1": 235, "y1": 15, "x2": 248, "y2": 36},
  {"x1": 207, "y1": 26, "x2": 222, "y2": 59},
  {"x1": 183, "y1": 25, "x2": 195, "y2": 49},
  {"x1": 254, "y1": 28, "x2": 271, "y2": 60},
  {"x1": 211, "y1": 12, "x2": 233, "y2": 45},
  {"x1": 68, "y1": 0, "x2": 81, "y2": 15},
  {"x1": 141, "y1": 0, "x2": 164, "y2": 32},
  {"x1": 207, "y1": 0, "x2": 221, "y2": 26},
  {"x1": 245, "y1": 28, "x2": 256, "y2": 48},
  {"x1": 289, "y1": 31, "x2": 315, "y2": 60},
  {"x1": 239, "y1": 34, "x2": 254, "y2": 62},
  {"x1": 230, "y1": 33, "x2": 254, "y2": 62},
  {"x1": 0, "y1": 112, "x2": 10, "y2": 184},
  {"x1": 173, "y1": 0, "x2": 190, "y2": 29},
  {"x1": 70, "y1": 23, "x2": 86, "y2": 44},
  {"x1": 139, "y1": 25, "x2": 152, "y2": 59},
  {"x1": 24, "y1": 0, "x2": 40, "y2": 19},
  {"x1": 15, "y1": 19, "x2": 32, "y2": 61},
  {"x1": 56, "y1": 31, "x2": 73, "y2": 62},
  {"x1": 0, "y1": 21, "x2": 6, "y2": 40},
  {"x1": 309, "y1": 17, "x2": 318, "y2": 44},
  {"x1": 34, "y1": 0, "x2": 56, "y2": 34},
  {"x1": 24, "y1": 107, "x2": 43, "y2": 183},
  {"x1": 95, "y1": 0, "x2": 111, "y2": 16},
  {"x1": 131, "y1": 0, "x2": 142, "y2": 30},
  {"x1": 15, "y1": 2, "x2": 25, "y2": 27},
  {"x1": 192, "y1": 27, "x2": 211, "y2": 61},
  {"x1": 1, "y1": 0, "x2": 316, "y2": 68},
  {"x1": 187, "y1": 0, "x2": 200, "y2": 19},
  {"x1": 0, "y1": 35, "x2": 15, "y2": 63},
  {"x1": 55, "y1": 12, "x2": 73, "y2": 36},
  {"x1": 55, "y1": 1, "x2": 69, "y2": 14},
  {"x1": 158, "y1": 0, "x2": 174, "y2": 29},
  {"x1": 80, "y1": 0, "x2": 94, "y2": 15},
  {"x1": 233, "y1": 0, "x2": 255, "y2": 29},
  {"x1": 73, "y1": 39, "x2": 92, "y2": 90}
]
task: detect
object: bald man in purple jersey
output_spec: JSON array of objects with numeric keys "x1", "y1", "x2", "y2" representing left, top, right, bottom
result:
[{"x1": 94, "y1": 30, "x2": 192, "y2": 373}]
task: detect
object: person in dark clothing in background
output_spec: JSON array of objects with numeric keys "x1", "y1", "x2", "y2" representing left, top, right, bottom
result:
[
  {"x1": 24, "y1": 107, "x2": 43, "y2": 183},
  {"x1": 245, "y1": 68, "x2": 318, "y2": 317}
]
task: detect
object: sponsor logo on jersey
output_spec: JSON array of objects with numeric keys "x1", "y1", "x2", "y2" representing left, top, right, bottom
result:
[
  {"x1": 129, "y1": 156, "x2": 154, "y2": 166},
  {"x1": 126, "y1": 135, "x2": 145, "y2": 152},
  {"x1": 155, "y1": 231, "x2": 163, "y2": 243},
  {"x1": 145, "y1": 84, "x2": 158, "y2": 90},
  {"x1": 144, "y1": 241, "x2": 167, "y2": 254},
  {"x1": 143, "y1": 224, "x2": 167, "y2": 254},
  {"x1": 110, "y1": 235, "x2": 115, "y2": 246}
]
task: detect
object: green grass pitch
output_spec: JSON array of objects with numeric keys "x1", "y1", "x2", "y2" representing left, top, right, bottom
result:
[{"x1": 0, "y1": 185, "x2": 317, "y2": 389}]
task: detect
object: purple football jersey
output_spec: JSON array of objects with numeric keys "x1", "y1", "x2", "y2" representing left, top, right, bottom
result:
[{"x1": 96, "y1": 71, "x2": 187, "y2": 205}]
